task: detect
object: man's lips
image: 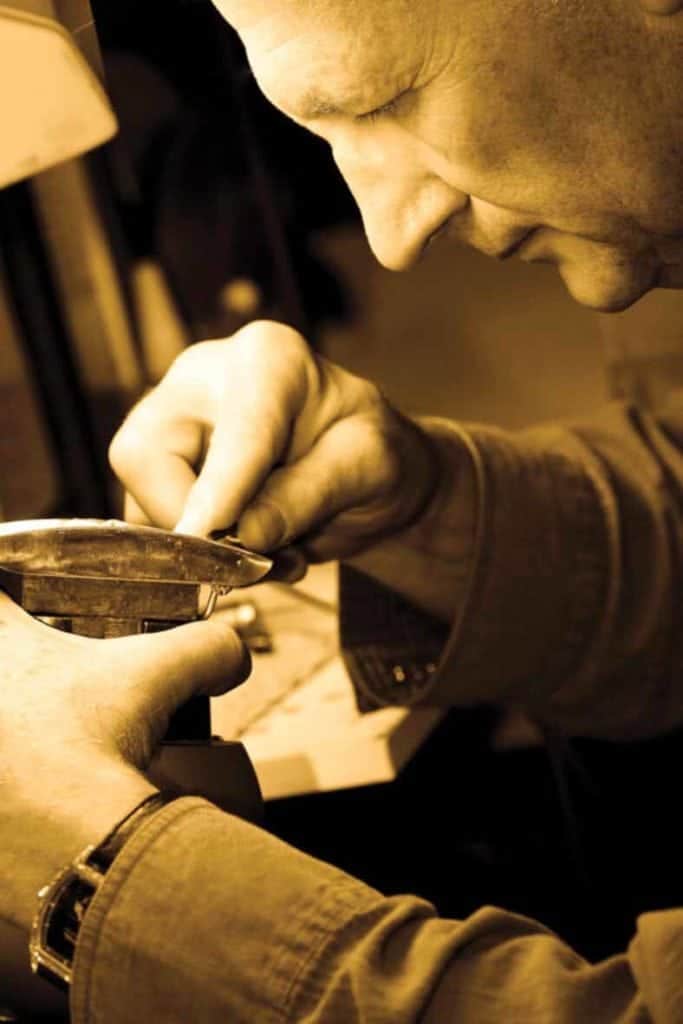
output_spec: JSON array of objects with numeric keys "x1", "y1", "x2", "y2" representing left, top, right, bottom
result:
[
  {"x1": 452, "y1": 219, "x2": 683, "y2": 301},
  {"x1": 491, "y1": 228, "x2": 538, "y2": 260},
  {"x1": 433, "y1": 221, "x2": 539, "y2": 261},
  {"x1": 488, "y1": 226, "x2": 666, "y2": 310}
]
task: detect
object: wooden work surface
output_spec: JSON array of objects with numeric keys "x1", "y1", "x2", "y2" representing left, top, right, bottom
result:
[{"x1": 211, "y1": 563, "x2": 445, "y2": 800}]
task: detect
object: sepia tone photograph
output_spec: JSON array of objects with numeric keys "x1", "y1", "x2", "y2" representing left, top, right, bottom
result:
[{"x1": 2, "y1": 0, "x2": 683, "y2": 1020}]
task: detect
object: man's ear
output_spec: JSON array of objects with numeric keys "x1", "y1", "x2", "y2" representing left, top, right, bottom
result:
[{"x1": 638, "y1": 0, "x2": 683, "y2": 14}]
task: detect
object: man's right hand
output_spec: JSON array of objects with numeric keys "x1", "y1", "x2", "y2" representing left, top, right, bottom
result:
[{"x1": 110, "y1": 320, "x2": 442, "y2": 563}]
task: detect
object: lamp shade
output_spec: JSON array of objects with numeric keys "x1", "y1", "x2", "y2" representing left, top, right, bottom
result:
[{"x1": 0, "y1": 6, "x2": 117, "y2": 188}]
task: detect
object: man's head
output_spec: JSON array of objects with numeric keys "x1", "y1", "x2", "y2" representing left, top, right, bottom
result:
[{"x1": 213, "y1": 0, "x2": 683, "y2": 311}]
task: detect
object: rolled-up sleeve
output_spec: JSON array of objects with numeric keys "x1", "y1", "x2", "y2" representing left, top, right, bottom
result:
[{"x1": 69, "y1": 796, "x2": 683, "y2": 1022}]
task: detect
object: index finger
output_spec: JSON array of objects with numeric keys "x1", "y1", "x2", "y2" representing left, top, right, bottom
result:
[
  {"x1": 173, "y1": 324, "x2": 314, "y2": 536},
  {"x1": 110, "y1": 387, "x2": 207, "y2": 529},
  {"x1": 175, "y1": 384, "x2": 300, "y2": 536},
  {"x1": 111, "y1": 324, "x2": 315, "y2": 537}
]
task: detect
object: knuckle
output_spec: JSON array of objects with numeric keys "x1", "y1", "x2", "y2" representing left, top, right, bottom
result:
[
  {"x1": 165, "y1": 340, "x2": 233, "y2": 403},
  {"x1": 235, "y1": 321, "x2": 312, "y2": 376},
  {"x1": 357, "y1": 417, "x2": 403, "y2": 492},
  {"x1": 345, "y1": 372, "x2": 386, "y2": 413},
  {"x1": 239, "y1": 319, "x2": 308, "y2": 353},
  {"x1": 232, "y1": 322, "x2": 312, "y2": 414},
  {"x1": 108, "y1": 422, "x2": 140, "y2": 476},
  {"x1": 372, "y1": 437, "x2": 403, "y2": 493},
  {"x1": 109, "y1": 381, "x2": 180, "y2": 477},
  {"x1": 318, "y1": 363, "x2": 384, "y2": 423},
  {"x1": 108, "y1": 402, "x2": 158, "y2": 477},
  {"x1": 358, "y1": 376, "x2": 384, "y2": 405},
  {"x1": 168, "y1": 338, "x2": 220, "y2": 375}
]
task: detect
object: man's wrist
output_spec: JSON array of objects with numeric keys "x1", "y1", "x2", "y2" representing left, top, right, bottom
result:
[
  {"x1": 30, "y1": 790, "x2": 176, "y2": 992},
  {"x1": 346, "y1": 417, "x2": 480, "y2": 622},
  {"x1": 3, "y1": 757, "x2": 157, "y2": 936}
]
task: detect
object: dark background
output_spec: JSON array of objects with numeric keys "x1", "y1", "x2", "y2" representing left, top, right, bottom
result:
[{"x1": 92, "y1": 0, "x2": 359, "y2": 343}]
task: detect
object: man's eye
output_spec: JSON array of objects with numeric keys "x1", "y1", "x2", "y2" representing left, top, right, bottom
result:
[{"x1": 356, "y1": 90, "x2": 409, "y2": 124}]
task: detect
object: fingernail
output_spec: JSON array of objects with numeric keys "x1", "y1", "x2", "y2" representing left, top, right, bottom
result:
[{"x1": 238, "y1": 503, "x2": 287, "y2": 551}]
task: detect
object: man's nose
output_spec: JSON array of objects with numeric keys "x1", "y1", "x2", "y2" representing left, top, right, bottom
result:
[{"x1": 333, "y1": 142, "x2": 468, "y2": 271}]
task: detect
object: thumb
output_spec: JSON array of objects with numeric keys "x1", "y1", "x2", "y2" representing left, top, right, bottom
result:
[
  {"x1": 114, "y1": 615, "x2": 252, "y2": 718},
  {"x1": 237, "y1": 414, "x2": 404, "y2": 551}
]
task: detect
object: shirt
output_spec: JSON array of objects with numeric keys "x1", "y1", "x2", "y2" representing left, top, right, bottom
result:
[{"x1": 67, "y1": 388, "x2": 683, "y2": 1022}]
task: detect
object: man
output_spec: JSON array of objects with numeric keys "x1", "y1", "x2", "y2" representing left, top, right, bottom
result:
[{"x1": 3, "y1": 0, "x2": 683, "y2": 1018}]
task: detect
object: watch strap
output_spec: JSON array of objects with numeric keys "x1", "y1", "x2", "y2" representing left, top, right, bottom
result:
[{"x1": 30, "y1": 790, "x2": 177, "y2": 990}]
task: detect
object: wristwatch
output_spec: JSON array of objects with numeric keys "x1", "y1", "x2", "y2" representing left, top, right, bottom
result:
[{"x1": 29, "y1": 791, "x2": 175, "y2": 991}]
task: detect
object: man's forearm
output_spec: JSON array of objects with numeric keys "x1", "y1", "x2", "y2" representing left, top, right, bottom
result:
[{"x1": 66, "y1": 798, "x2": 655, "y2": 1023}]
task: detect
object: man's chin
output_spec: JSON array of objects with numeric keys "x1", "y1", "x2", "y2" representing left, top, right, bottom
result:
[
  {"x1": 556, "y1": 262, "x2": 660, "y2": 313},
  {"x1": 565, "y1": 288, "x2": 650, "y2": 314}
]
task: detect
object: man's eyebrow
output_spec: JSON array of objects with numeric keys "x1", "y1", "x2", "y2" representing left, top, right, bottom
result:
[
  {"x1": 289, "y1": 80, "x2": 388, "y2": 120},
  {"x1": 282, "y1": 78, "x2": 400, "y2": 121}
]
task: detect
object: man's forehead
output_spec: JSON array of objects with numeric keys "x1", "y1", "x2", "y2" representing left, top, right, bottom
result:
[{"x1": 213, "y1": 0, "x2": 424, "y2": 119}]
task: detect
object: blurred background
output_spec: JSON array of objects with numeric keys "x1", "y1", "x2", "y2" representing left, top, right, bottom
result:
[
  {"x1": 5, "y1": 0, "x2": 683, "y2": 523},
  {"x1": 4, "y1": 0, "x2": 683, "y2": 969}
]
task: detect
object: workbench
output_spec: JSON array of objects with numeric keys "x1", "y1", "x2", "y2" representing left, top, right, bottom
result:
[{"x1": 212, "y1": 563, "x2": 445, "y2": 800}]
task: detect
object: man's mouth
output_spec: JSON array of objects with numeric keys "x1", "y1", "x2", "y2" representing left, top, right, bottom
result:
[
  {"x1": 493, "y1": 228, "x2": 538, "y2": 261},
  {"x1": 502, "y1": 228, "x2": 667, "y2": 311}
]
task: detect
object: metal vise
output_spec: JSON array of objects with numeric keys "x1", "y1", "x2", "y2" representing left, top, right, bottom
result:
[{"x1": 0, "y1": 518, "x2": 288, "y2": 821}]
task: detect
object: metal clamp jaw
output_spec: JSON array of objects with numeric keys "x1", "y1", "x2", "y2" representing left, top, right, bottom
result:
[{"x1": 0, "y1": 518, "x2": 299, "y2": 819}]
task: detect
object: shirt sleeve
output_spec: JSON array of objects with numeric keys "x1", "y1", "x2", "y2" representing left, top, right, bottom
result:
[
  {"x1": 342, "y1": 393, "x2": 683, "y2": 740},
  {"x1": 68, "y1": 795, "x2": 677, "y2": 1022}
]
